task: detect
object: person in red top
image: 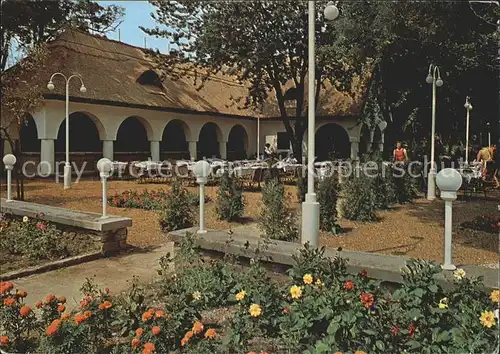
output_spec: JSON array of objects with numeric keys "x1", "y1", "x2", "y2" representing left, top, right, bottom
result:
[{"x1": 393, "y1": 141, "x2": 408, "y2": 162}]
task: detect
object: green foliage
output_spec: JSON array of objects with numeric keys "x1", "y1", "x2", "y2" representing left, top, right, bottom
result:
[
  {"x1": 0, "y1": 215, "x2": 69, "y2": 262},
  {"x1": 158, "y1": 182, "x2": 194, "y2": 232},
  {"x1": 392, "y1": 162, "x2": 418, "y2": 204},
  {"x1": 317, "y1": 175, "x2": 340, "y2": 233},
  {"x1": 215, "y1": 171, "x2": 245, "y2": 221},
  {"x1": 340, "y1": 171, "x2": 378, "y2": 222},
  {"x1": 374, "y1": 163, "x2": 397, "y2": 209},
  {"x1": 259, "y1": 178, "x2": 298, "y2": 241}
]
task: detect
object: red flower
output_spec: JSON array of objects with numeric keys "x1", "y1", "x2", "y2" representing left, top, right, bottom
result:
[
  {"x1": 45, "y1": 294, "x2": 56, "y2": 304},
  {"x1": 152, "y1": 326, "x2": 161, "y2": 335},
  {"x1": 344, "y1": 280, "x2": 355, "y2": 291},
  {"x1": 35, "y1": 300, "x2": 43, "y2": 309},
  {"x1": 46, "y1": 319, "x2": 62, "y2": 336},
  {"x1": 360, "y1": 292, "x2": 374, "y2": 308},
  {"x1": 391, "y1": 325, "x2": 400, "y2": 336},
  {"x1": 19, "y1": 305, "x2": 31, "y2": 317},
  {"x1": 57, "y1": 304, "x2": 66, "y2": 313},
  {"x1": 408, "y1": 322, "x2": 416, "y2": 338},
  {"x1": 0, "y1": 282, "x2": 14, "y2": 294},
  {"x1": 3, "y1": 297, "x2": 16, "y2": 306},
  {"x1": 131, "y1": 338, "x2": 140, "y2": 349},
  {"x1": 0, "y1": 336, "x2": 8, "y2": 347},
  {"x1": 283, "y1": 306, "x2": 290, "y2": 314},
  {"x1": 36, "y1": 222, "x2": 46, "y2": 230}
]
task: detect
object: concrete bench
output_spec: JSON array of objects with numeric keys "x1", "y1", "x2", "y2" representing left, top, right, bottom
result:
[{"x1": 1, "y1": 199, "x2": 132, "y2": 254}]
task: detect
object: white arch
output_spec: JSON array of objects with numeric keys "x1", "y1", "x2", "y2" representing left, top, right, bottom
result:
[
  {"x1": 114, "y1": 116, "x2": 155, "y2": 142},
  {"x1": 55, "y1": 111, "x2": 108, "y2": 141},
  {"x1": 161, "y1": 119, "x2": 193, "y2": 142},
  {"x1": 196, "y1": 121, "x2": 224, "y2": 142},
  {"x1": 228, "y1": 123, "x2": 249, "y2": 151}
]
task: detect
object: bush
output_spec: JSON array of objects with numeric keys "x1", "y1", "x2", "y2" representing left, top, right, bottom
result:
[
  {"x1": 392, "y1": 161, "x2": 418, "y2": 204},
  {"x1": 340, "y1": 171, "x2": 378, "y2": 221},
  {"x1": 259, "y1": 178, "x2": 298, "y2": 241},
  {"x1": 215, "y1": 171, "x2": 245, "y2": 221},
  {"x1": 109, "y1": 189, "x2": 210, "y2": 210},
  {"x1": 158, "y1": 182, "x2": 194, "y2": 232},
  {"x1": 317, "y1": 175, "x2": 340, "y2": 233},
  {"x1": 374, "y1": 163, "x2": 397, "y2": 209}
]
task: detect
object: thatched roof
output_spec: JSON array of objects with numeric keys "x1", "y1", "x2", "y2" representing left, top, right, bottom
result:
[{"x1": 9, "y1": 29, "x2": 369, "y2": 119}]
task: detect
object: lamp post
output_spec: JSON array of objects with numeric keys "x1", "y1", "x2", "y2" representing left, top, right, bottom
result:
[
  {"x1": 435, "y1": 168, "x2": 462, "y2": 270},
  {"x1": 3, "y1": 154, "x2": 16, "y2": 202},
  {"x1": 425, "y1": 64, "x2": 444, "y2": 200},
  {"x1": 97, "y1": 158, "x2": 113, "y2": 218},
  {"x1": 486, "y1": 122, "x2": 491, "y2": 146},
  {"x1": 47, "y1": 73, "x2": 87, "y2": 189},
  {"x1": 257, "y1": 117, "x2": 260, "y2": 160},
  {"x1": 193, "y1": 160, "x2": 211, "y2": 234},
  {"x1": 301, "y1": 1, "x2": 339, "y2": 247},
  {"x1": 464, "y1": 97, "x2": 473, "y2": 165}
]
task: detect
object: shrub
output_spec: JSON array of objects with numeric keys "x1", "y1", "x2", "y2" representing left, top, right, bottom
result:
[
  {"x1": 392, "y1": 161, "x2": 418, "y2": 204},
  {"x1": 317, "y1": 175, "x2": 340, "y2": 233},
  {"x1": 340, "y1": 171, "x2": 378, "y2": 221},
  {"x1": 460, "y1": 214, "x2": 500, "y2": 233},
  {"x1": 109, "y1": 189, "x2": 210, "y2": 210},
  {"x1": 215, "y1": 171, "x2": 245, "y2": 221},
  {"x1": 374, "y1": 163, "x2": 397, "y2": 209},
  {"x1": 259, "y1": 178, "x2": 298, "y2": 241},
  {"x1": 158, "y1": 182, "x2": 194, "y2": 232}
]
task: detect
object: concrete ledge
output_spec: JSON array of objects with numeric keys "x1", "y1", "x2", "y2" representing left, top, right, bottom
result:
[
  {"x1": 0, "y1": 251, "x2": 102, "y2": 281},
  {"x1": 169, "y1": 228, "x2": 498, "y2": 289},
  {"x1": 1, "y1": 199, "x2": 132, "y2": 232}
]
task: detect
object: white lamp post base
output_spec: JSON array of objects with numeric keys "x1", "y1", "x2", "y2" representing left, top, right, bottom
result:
[
  {"x1": 427, "y1": 169, "x2": 436, "y2": 200},
  {"x1": 441, "y1": 263, "x2": 457, "y2": 271},
  {"x1": 197, "y1": 229, "x2": 207, "y2": 234},
  {"x1": 63, "y1": 164, "x2": 72, "y2": 189},
  {"x1": 301, "y1": 193, "x2": 319, "y2": 248}
]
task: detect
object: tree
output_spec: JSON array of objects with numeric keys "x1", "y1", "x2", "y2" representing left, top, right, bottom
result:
[
  {"x1": 1, "y1": 0, "x2": 124, "y2": 71},
  {"x1": 142, "y1": 1, "x2": 389, "y2": 162}
]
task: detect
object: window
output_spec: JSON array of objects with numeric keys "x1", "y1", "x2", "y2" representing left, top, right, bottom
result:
[{"x1": 137, "y1": 69, "x2": 163, "y2": 88}]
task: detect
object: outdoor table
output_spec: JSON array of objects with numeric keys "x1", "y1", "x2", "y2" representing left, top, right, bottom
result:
[
  {"x1": 112, "y1": 161, "x2": 128, "y2": 174},
  {"x1": 134, "y1": 161, "x2": 163, "y2": 171}
]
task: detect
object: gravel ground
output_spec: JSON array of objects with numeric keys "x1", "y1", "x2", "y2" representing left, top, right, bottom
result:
[{"x1": 2, "y1": 178, "x2": 498, "y2": 266}]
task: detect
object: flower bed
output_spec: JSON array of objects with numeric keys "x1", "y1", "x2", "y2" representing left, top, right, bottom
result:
[
  {"x1": 0, "y1": 214, "x2": 100, "y2": 273},
  {"x1": 0, "y1": 238, "x2": 498, "y2": 353},
  {"x1": 108, "y1": 189, "x2": 211, "y2": 211},
  {"x1": 459, "y1": 214, "x2": 500, "y2": 234}
]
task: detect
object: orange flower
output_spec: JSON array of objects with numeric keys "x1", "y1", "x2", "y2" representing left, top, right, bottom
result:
[
  {"x1": 247, "y1": 352, "x2": 257, "y2": 354},
  {"x1": 104, "y1": 287, "x2": 110, "y2": 294},
  {"x1": 35, "y1": 300, "x2": 43, "y2": 309},
  {"x1": 46, "y1": 319, "x2": 62, "y2": 336},
  {"x1": 344, "y1": 280, "x2": 354, "y2": 291},
  {"x1": 58, "y1": 296, "x2": 66, "y2": 304},
  {"x1": 74, "y1": 313, "x2": 88, "y2": 325},
  {"x1": 205, "y1": 328, "x2": 217, "y2": 339},
  {"x1": 79, "y1": 295, "x2": 92, "y2": 308},
  {"x1": 142, "y1": 311, "x2": 153, "y2": 322},
  {"x1": 354, "y1": 351, "x2": 367, "y2": 354},
  {"x1": 61, "y1": 313, "x2": 71, "y2": 320},
  {"x1": 260, "y1": 352, "x2": 269, "y2": 354},
  {"x1": 83, "y1": 310, "x2": 92, "y2": 318},
  {"x1": 135, "y1": 328, "x2": 144, "y2": 337},
  {"x1": 45, "y1": 294, "x2": 56, "y2": 304},
  {"x1": 192, "y1": 320, "x2": 204, "y2": 334},
  {"x1": 155, "y1": 310, "x2": 164, "y2": 318},
  {"x1": 19, "y1": 305, "x2": 31, "y2": 317},
  {"x1": 180, "y1": 337, "x2": 188, "y2": 346},
  {"x1": 334, "y1": 352, "x2": 343, "y2": 354},
  {"x1": 360, "y1": 292, "x2": 374, "y2": 308},
  {"x1": 16, "y1": 290, "x2": 27, "y2": 298},
  {"x1": 99, "y1": 300, "x2": 112, "y2": 310},
  {"x1": 184, "y1": 330, "x2": 194, "y2": 340},
  {"x1": 131, "y1": 338, "x2": 140, "y2": 349},
  {"x1": 57, "y1": 304, "x2": 66, "y2": 313},
  {"x1": 0, "y1": 282, "x2": 14, "y2": 294},
  {"x1": 142, "y1": 342, "x2": 155, "y2": 354},
  {"x1": 152, "y1": 326, "x2": 161, "y2": 335},
  {"x1": 0, "y1": 336, "x2": 8, "y2": 347},
  {"x1": 3, "y1": 297, "x2": 15, "y2": 306}
]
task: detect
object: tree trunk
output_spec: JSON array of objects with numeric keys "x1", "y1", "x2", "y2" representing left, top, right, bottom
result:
[{"x1": 13, "y1": 139, "x2": 24, "y2": 201}]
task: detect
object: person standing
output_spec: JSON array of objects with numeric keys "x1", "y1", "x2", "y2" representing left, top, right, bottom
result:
[
  {"x1": 393, "y1": 141, "x2": 408, "y2": 162},
  {"x1": 476, "y1": 143, "x2": 495, "y2": 181}
]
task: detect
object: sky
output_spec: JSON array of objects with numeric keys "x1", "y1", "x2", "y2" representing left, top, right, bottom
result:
[{"x1": 99, "y1": 1, "x2": 171, "y2": 53}]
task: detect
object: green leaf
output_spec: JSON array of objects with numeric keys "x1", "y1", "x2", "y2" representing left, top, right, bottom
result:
[
  {"x1": 314, "y1": 343, "x2": 331, "y2": 353},
  {"x1": 376, "y1": 340, "x2": 385, "y2": 350},
  {"x1": 412, "y1": 288, "x2": 425, "y2": 298},
  {"x1": 407, "y1": 340, "x2": 422, "y2": 349},
  {"x1": 436, "y1": 330, "x2": 450, "y2": 343},
  {"x1": 407, "y1": 308, "x2": 422, "y2": 319},
  {"x1": 327, "y1": 321, "x2": 339, "y2": 335},
  {"x1": 428, "y1": 284, "x2": 438, "y2": 293}
]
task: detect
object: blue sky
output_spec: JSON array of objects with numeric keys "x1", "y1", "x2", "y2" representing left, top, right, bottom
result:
[{"x1": 99, "y1": 1, "x2": 171, "y2": 53}]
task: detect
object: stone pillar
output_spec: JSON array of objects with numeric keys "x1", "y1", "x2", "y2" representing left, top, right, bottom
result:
[
  {"x1": 150, "y1": 141, "x2": 160, "y2": 161},
  {"x1": 350, "y1": 138, "x2": 359, "y2": 160},
  {"x1": 40, "y1": 139, "x2": 55, "y2": 175},
  {"x1": 219, "y1": 141, "x2": 227, "y2": 160},
  {"x1": 3, "y1": 139, "x2": 12, "y2": 154},
  {"x1": 188, "y1": 141, "x2": 197, "y2": 161},
  {"x1": 103, "y1": 140, "x2": 114, "y2": 161},
  {"x1": 368, "y1": 130, "x2": 374, "y2": 153}
]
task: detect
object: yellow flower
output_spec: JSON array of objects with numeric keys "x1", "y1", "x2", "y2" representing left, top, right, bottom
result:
[
  {"x1": 249, "y1": 304, "x2": 262, "y2": 317},
  {"x1": 453, "y1": 269, "x2": 466, "y2": 280},
  {"x1": 303, "y1": 274, "x2": 313, "y2": 285},
  {"x1": 480, "y1": 311, "x2": 496, "y2": 328},
  {"x1": 192, "y1": 291, "x2": 201, "y2": 301},
  {"x1": 235, "y1": 290, "x2": 246, "y2": 302},
  {"x1": 438, "y1": 297, "x2": 448, "y2": 309},
  {"x1": 23, "y1": 216, "x2": 29, "y2": 223},
  {"x1": 490, "y1": 289, "x2": 499, "y2": 303},
  {"x1": 315, "y1": 279, "x2": 323, "y2": 287},
  {"x1": 290, "y1": 285, "x2": 302, "y2": 299}
]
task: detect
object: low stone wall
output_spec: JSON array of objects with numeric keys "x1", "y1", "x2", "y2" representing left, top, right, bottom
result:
[{"x1": 1, "y1": 199, "x2": 132, "y2": 255}]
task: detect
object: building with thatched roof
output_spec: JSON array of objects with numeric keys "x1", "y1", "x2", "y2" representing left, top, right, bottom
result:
[{"x1": 1, "y1": 29, "x2": 381, "y2": 175}]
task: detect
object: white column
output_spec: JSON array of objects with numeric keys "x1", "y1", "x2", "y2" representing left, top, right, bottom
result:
[
  {"x1": 188, "y1": 141, "x2": 197, "y2": 161},
  {"x1": 3, "y1": 139, "x2": 12, "y2": 154},
  {"x1": 350, "y1": 138, "x2": 360, "y2": 160},
  {"x1": 40, "y1": 139, "x2": 55, "y2": 175},
  {"x1": 368, "y1": 130, "x2": 374, "y2": 153},
  {"x1": 150, "y1": 141, "x2": 160, "y2": 161},
  {"x1": 219, "y1": 141, "x2": 227, "y2": 160},
  {"x1": 379, "y1": 133, "x2": 385, "y2": 152},
  {"x1": 103, "y1": 140, "x2": 114, "y2": 161}
]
